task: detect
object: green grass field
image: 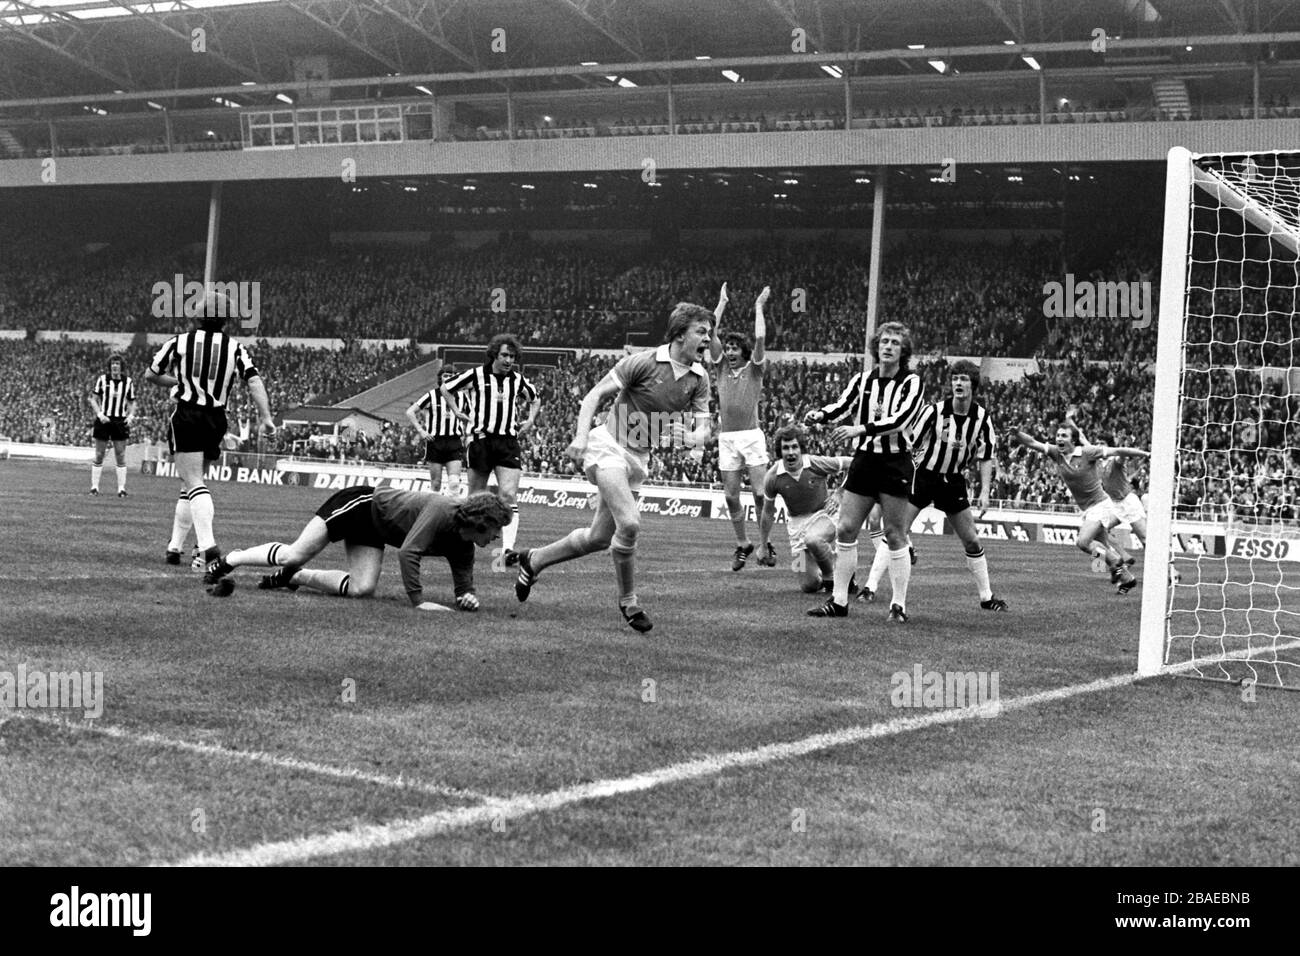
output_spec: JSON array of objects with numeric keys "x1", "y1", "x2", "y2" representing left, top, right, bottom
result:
[{"x1": 2, "y1": 458, "x2": 1297, "y2": 866}]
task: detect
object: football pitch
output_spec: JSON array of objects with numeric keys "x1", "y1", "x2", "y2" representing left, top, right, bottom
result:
[{"x1": 2, "y1": 459, "x2": 1297, "y2": 866}]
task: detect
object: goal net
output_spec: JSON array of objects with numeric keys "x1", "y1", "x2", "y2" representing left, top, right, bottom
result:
[{"x1": 1139, "y1": 148, "x2": 1300, "y2": 690}]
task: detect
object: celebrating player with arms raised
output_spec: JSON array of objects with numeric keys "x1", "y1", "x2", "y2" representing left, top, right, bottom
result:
[
  {"x1": 1012, "y1": 424, "x2": 1146, "y2": 593},
  {"x1": 506, "y1": 303, "x2": 714, "y2": 633},
  {"x1": 804, "y1": 322, "x2": 924, "y2": 622},
  {"x1": 900, "y1": 360, "x2": 1008, "y2": 610},
  {"x1": 757, "y1": 424, "x2": 854, "y2": 593}
]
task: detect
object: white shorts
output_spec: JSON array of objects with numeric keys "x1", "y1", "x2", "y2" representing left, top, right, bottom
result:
[
  {"x1": 1082, "y1": 498, "x2": 1119, "y2": 527},
  {"x1": 1114, "y1": 493, "x2": 1146, "y2": 525},
  {"x1": 719, "y1": 428, "x2": 769, "y2": 472},
  {"x1": 786, "y1": 510, "x2": 836, "y2": 556},
  {"x1": 583, "y1": 425, "x2": 648, "y2": 492}
]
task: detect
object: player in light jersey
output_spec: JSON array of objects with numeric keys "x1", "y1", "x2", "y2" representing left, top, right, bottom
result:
[
  {"x1": 1013, "y1": 424, "x2": 1145, "y2": 593},
  {"x1": 757, "y1": 424, "x2": 855, "y2": 593},
  {"x1": 714, "y1": 286, "x2": 773, "y2": 571},
  {"x1": 505, "y1": 303, "x2": 714, "y2": 634},
  {"x1": 1066, "y1": 413, "x2": 1151, "y2": 549}
]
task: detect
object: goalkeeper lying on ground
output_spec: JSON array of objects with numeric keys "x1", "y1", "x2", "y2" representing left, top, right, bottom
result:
[{"x1": 204, "y1": 487, "x2": 511, "y2": 611}]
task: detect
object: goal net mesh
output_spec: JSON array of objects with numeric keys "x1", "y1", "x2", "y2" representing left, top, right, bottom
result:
[{"x1": 1167, "y1": 152, "x2": 1300, "y2": 688}]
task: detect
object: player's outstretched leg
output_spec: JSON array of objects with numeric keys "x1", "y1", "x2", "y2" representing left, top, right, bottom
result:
[
  {"x1": 206, "y1": 515, "x2": 333, "y2": 596},
  {"x1": 511, "y1": 471, "x2": 618, "y2": 607}
]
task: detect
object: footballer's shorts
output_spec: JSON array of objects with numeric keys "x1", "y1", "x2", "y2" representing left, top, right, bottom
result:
[
  {"x1": 786, "y1": 509, "x2": 836, "y2": 558},
  {"x1": 92, "y1": 417, "x2": 130, "y2": 443},
  {"x1": 718, "y1": 428, "x2": 769, "y2": 471},
  {"x1": 583, "y1": 424, "x2": 648, "y2": 492},
  {"x1": 169, "y1": 402, "x2": 227, "y2": 461},
  {"x1": 425, "y1": 435, "x2": 464, "y2": 465},
  {"x1": 315, "y1": 486, "x2": 386, "y2": 549},
  {"x1": 1081, "y1": 497, "x2": 1120, "y2": 527},
  {"x1": 843, "y1": 450, "x2": 914, "y2": 500},
  {"x1": 909, "y1": 468, "x2": 971, "y2": 516},
  {"x1": 1115, "y1": 492, "x2": 1146, "y2": 525},
  {"x1": 467, "y1": 433, "x2": 522, "y2": 472}
]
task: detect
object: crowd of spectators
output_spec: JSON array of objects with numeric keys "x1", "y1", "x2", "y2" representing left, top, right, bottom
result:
[{"x1": 6, "y1": 338, "x2": 1295, "y2": 522}]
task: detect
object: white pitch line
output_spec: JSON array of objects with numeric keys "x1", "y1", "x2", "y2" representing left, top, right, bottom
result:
[{"x1": 7, "y1": 712, "x2": 490, "y2": 803}]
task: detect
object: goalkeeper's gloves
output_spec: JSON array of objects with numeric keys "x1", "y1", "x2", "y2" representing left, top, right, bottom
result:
[{"x1": 455, "y1": 592, "x2": 480, "y2": 612}]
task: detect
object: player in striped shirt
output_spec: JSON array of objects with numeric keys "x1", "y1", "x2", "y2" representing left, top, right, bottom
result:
[
  {"x1": 804, "y1": 322, "x2": 924, "y2": 622},
  {"x1": 714, "y1": 285, "x2": 774, "y2": 571},
  {"x1": 205, "y1": 488, "x2": 510, "y2": 608},
  {"x1": 894, "y1": 361, "x2": 1008, "y2": 611},
  {"x1": 1012, "y1": 423, "x2": 1146, "y2": 593},
  {"x1": 505, "y1": 303, "x2": 714, "y2": 633},
  {"x1": 440, "y1": 335, "x2": 540, "y2": 565},
  {"x1": 757, "y1": 424, "x2": 854, "y2": 593},
  {"x1": 406, "y1": 365, "x2": 466, "y2": 496},
  {"x1": 146, "y1": 298, "x2": 276, "y2": 589},
  {"x1": 88, "y1": 353, "x2": 137, "y2": 497}
]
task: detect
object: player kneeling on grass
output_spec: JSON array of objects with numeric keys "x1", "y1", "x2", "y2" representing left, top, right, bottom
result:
[
  {"x1": 757, "y1": 425, "x2": 854, "y2": 592},
  {"x1": 205, "y1": 487, "x2": 510, "y2": 611}
]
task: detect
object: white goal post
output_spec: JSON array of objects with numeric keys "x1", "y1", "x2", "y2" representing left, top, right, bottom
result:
[{"x1": 1138, "y1": 147, "x2": 1300, "y2": 688}]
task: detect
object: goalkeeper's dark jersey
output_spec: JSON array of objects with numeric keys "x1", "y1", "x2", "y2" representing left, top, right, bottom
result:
[{"x1": 370, "y1": 487, "x2": 475, "y2": 600}]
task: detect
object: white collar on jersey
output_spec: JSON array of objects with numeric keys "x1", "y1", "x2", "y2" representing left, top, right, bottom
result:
[
  {"x1": 655, "y1": 344, "x2": 707, "y2": 379},
  {"x1": 776, "y1": 455, "x2": 809, "y2": 477}
]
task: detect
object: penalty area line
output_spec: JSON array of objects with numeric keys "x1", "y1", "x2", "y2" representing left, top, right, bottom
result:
[
  {"x1": 7, "y1": 712, "x2": 490, "y2": 803},
  {"x1": 164, "y1": 669, "x2": 1150, "y2": 867}
]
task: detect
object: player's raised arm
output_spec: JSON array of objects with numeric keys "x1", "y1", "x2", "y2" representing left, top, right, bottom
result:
[
  {"x1": 805, "y1": 371, "x2": 862, "y2": 425},
  {"x1": 751, "y1": 286, "x2": 769, "y2": 365},
  {"x1": 565, "y1": 371, "x2": 623, "y2": 462},
  {"x1": 1013, "y1": 429, "x2": 1051, "y2": 455},
  {"x1": 709, "y1": 282, "x2": 728, "y2": 363},
  {"x1": 1107, "y1": 446, "x2": 1151, "y2": 459},
  {"x1": 1064, "y1": 407, "x2": 1089, "y2": 446}
]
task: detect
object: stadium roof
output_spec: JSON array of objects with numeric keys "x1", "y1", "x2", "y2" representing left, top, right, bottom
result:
[{"x1": 3, "y1": 0, "x2": 1300, "y2": 105}]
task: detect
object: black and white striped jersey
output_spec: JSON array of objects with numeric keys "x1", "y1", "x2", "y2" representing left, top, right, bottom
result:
[
  {"x1": 442, "y1": 364, "x2": 538, "y2": 440},
  {"x1": 92, "y1": 374, "x2": 136, "y2": 418},
  {"x1": 911, "y1": 398, "x2": 997, "y2": 474},
  {"x1": 413, "y1": 387, "x2": 464, "y2": 438},
  {"x1": 819, "y1": 368, "x2": 924, "y2": 455},
  {"x1": 149, "y1": 330, "x2": 259, "y2": 409}
]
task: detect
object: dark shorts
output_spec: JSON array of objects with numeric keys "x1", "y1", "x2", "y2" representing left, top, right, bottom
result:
[
  {"x1": 169, "y1": 403, "x2": 227, "y2": 461},
  {"x1": 909, "y1": 468, "x2": 971, "y2": 515},
  {"x1": 425, "y1": 435, "x2": 465, "y2": 465},
  {"x1": 315, "y1": 486, "x2": 386, "y2": 549},
  {"x1": 843, "y1": 451, "x2": 914, "y2": 500},
  {"x1": 92, "y1": 418, "x2": 129, "y2": 443},
  {"x1": 467, "y1": 434, "x2": 522, "y2": 472}
]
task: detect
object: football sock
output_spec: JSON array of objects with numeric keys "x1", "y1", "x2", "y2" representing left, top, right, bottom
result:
[
  {"x1": 832, "y1": 540, "x2": 858, "y2": 606},
  {"x1": 228, "y1": 542, "x2": 290, "y2": 569},
  {"x1": 168, "y1": 491, "x2": 193, "y2": 551},
  {"x1": 293, "y1": 569, "x2": 349, "y2": 596},
  {"x1": 116, "y1": 467, "x2": 127, "y2": 493},
  {"x1": 189, "y1": 486, "x2": 216, "y2": 551},
  {"x1": 888, "y1": 546, "x2": 912, "y2": 612},
  {"x1": 90, "y1": 465, "x2": 102, "y2": 491},
  {"x1": 728, "y1": 501, "x2": 748, "y2": 546},
  {"x1": 532, "y1": 528, "x2": 593, "y2": 570},
  {"x1": 502, "y1": 505, "x2": 520, "y2": 552},
  {"x1": 866, "y1": 531, "x2": 890, "y2": 591},
  {"x1": 965, "y1": 546, "x2": 993, "y2": 601},
  {"x1": 611, "y1": 532, "x2": 637, "y2": 605}
]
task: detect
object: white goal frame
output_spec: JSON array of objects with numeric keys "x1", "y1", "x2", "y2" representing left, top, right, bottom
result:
[{"x1": 1138, "y1": 146, "x2": 1300, "y2": 678}]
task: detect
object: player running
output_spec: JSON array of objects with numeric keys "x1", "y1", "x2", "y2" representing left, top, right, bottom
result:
[
  {"x1": 505, "y1": 303, "x2": 714, "y2": 633},
  {"x1": 804, "y1": 322, "x2": 924, "y2": 622},
  {"x1": 204, "y1": 488, "x2": 510, "y2": 610},
  {"x1": 407, "y1": 365, "x2": 466, "y2": 496},
  {"x1": 713, "y1": 285, "x2": 774, "y2": 571},
  {"x1": 88, "y1": 353, "x2": 137, "y2": 497},
  {"x1": 1066, "y1": 412, "x2": 1151, "y2": 549},
  {"x1": 441, "y1": 335, "x2": 539, "y2": 566},
  {"x1": 1011, "y1": 424, "x2": 1146, "y2": 593},
  {"x1": 757, "y1": 424, "x2": 854, "y2": 593},
  {"x1": 887, "y1": 360, "x2": 1008, "y2": 611},
  {"x1": 145, "y1": 296, "x2": 275, "y2": 585}
]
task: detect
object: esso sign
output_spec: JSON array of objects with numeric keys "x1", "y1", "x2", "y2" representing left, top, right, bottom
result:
[{"x1": 1230, "y1": 538, "x2": 1292, "y2": 559}]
